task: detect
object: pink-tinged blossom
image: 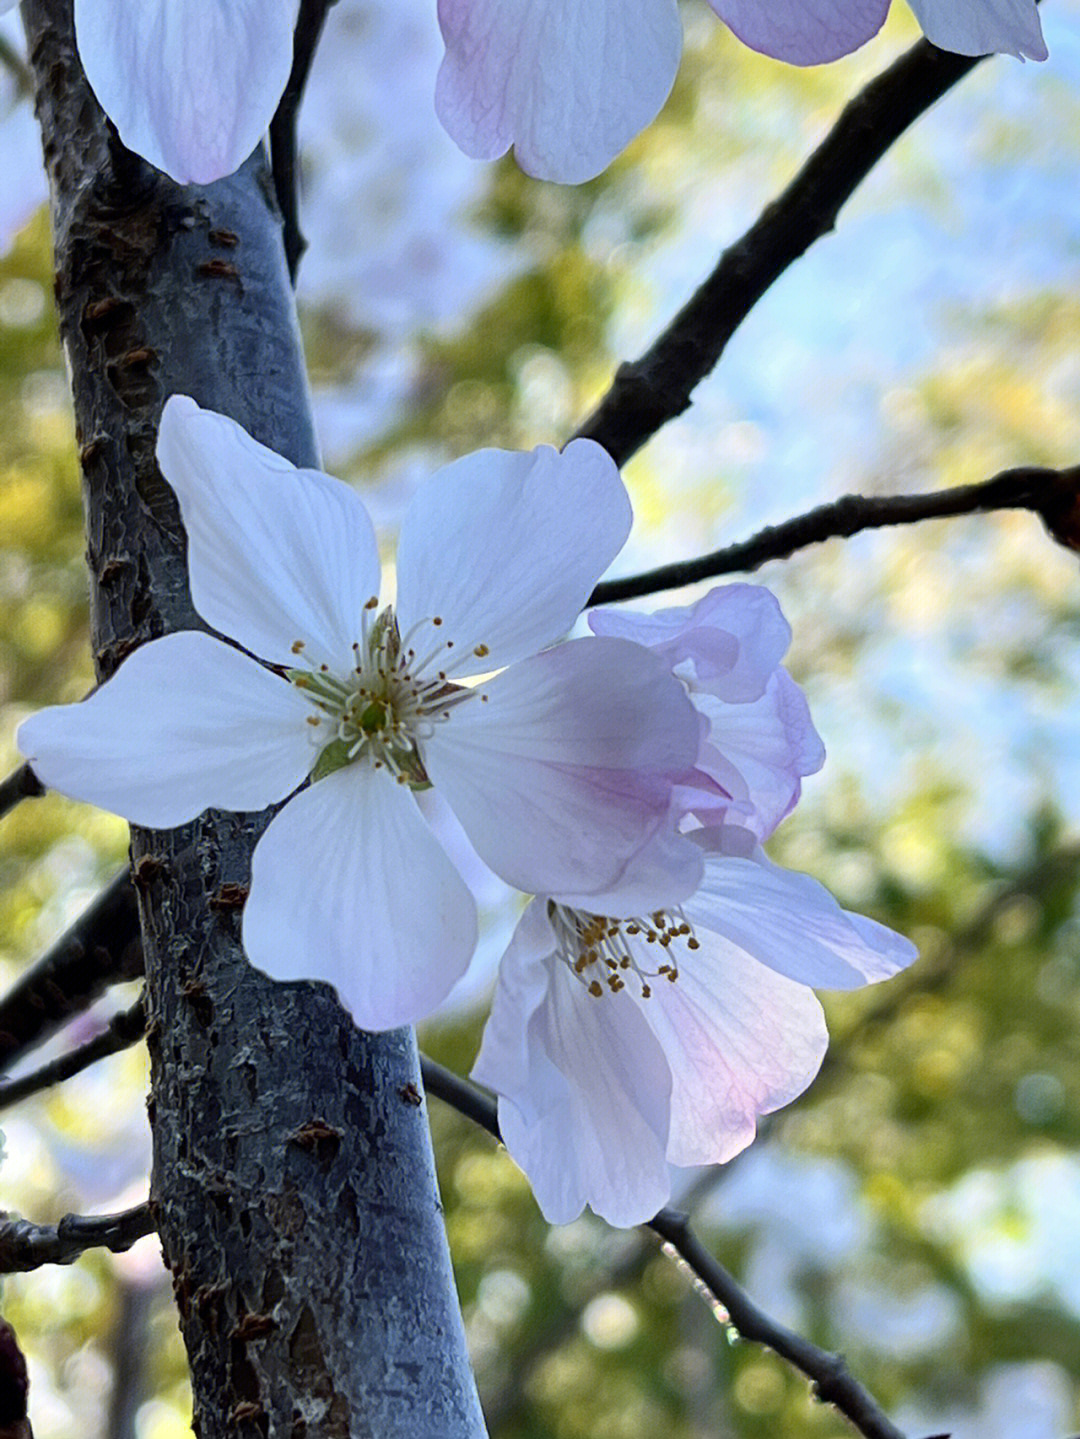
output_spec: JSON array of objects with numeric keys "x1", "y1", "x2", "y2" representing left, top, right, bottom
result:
[
  {"x1": 18, "y1": 395, "x2": 705, "y2": 1032},
  {"x1": 436, "y1": 0, "x2": 1046, "y2": 184},
  {"x1": 590, "y1": 584, "x2": 825, "y2": 841},
  {"x1": 474, "y1": 824, "x2": 917, "y2": 1226}
]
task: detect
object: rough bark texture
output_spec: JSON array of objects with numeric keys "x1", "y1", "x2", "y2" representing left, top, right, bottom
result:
[{"x1": 22, "y1": 3, "x2": 486, "y2": 1434}]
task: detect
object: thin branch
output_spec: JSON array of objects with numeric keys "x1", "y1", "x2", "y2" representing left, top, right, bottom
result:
[
  {"x1": 0, "y1": 765, "x2": 44, "y2": 825},
  {"x1": 0, "y1": 995, "x2": 145, "y2": 1112},
  {"x1": 575, "y1": 38, "x2": 983, "y2": 466},
  {"x1": 0, "y1": 1203, "x2": 154, "y2": 1273},
  {"x1": 590, "y1": 464, "x2": 1080, "y2": 606},
  {"x1": 421, "y1": 1054, "x2": 499, "y2": 1140},
  {"x1": 649, "y1": 1209, "x2": 907, "y2": 1439},
  {"x1": 269, "y1": 0, "x2": 337, "y2": 282},
  {"x1": 420, "y1": 1056, "x2": 906, "y2": 1439},
  {"x1": 0, "y1": 869, "x2": 142, "y2": 1074}
]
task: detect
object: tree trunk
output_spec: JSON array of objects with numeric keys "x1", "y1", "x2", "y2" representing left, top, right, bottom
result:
[{"x1": 21, "y1": 3, "x2": 487, "y2": 1434}]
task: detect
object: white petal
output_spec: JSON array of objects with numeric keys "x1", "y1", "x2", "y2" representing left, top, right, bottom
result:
[
  {"x1": 435, "y1": 0, "x2": 681, "y2": 184},
  {"x1": 16, "y1": 631, "x2": 313, "y2": 828},
  {"x1": 158, "y1": 396, "x2": 381, "y2": 671},
  {"x1": 243, "y1": 765, "x2": 478, "y2": 1031},
  {"x1": 707, "y1": 0, "x2": 889, "y2": 64},
  {"x1": 908, "y1": 0, "x2": 1046, "y2": 59},
  {"x1": 550, "y1": 815, "x2": 704, "y2": 915},
  {"x1": 74, "y1": 0, "x2": 300, "y2": 183},
  {"x1": 425, "y1": 637, "x2": 700, "y2": 899},
  {"x1": 689, "y1": 841, "x2": 918, "y2": 990},
  {"x1": 396, "y1": 440, "x2": 630, "y2": 675},
  {"x1": 474, "y1": 906, "x2": 673, "y2": 1226},
  {"x1": 636, "y1": 935, "x2": 828, "y2": 1168}
]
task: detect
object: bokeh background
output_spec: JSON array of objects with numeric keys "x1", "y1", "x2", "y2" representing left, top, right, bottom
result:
[{"x1": 1, "y1": 0, "x2": 1079, "y2": 1434}]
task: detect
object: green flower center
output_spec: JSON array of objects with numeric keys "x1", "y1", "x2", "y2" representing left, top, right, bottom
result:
[{"x1": 288, "y1": 600, "x2": 482, "y2": 786}]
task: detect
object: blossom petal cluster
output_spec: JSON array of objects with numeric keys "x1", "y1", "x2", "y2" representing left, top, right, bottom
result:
[
  {"x1": 63, "y1": 0, "x2": 1046, "y2": 186},
  {"x1": 473, "y1": 585, "x2": 919, "y2": 1225},
  {"x1": 436, "y1": 0, "x2": 1047, "y2": 183},
  {"x1": 18, "y1": 395, "x2": 704, "y2": 1032}
]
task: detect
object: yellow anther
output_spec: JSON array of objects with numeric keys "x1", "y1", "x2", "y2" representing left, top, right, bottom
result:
[{"x1": 291, "y1": 639, "x2": 305, "y2": 654}]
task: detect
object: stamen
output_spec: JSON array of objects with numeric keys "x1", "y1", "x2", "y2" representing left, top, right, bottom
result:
[
  {"x1": 547, "y1": 901, "x2": 698, "y2": 1000},
  {"x1": 288, "y1": 605, "x2": 478, "y2": 787}
]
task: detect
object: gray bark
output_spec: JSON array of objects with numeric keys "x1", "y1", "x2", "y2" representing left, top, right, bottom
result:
[{"x1": 21, "y1": 3, "x2": 487, "y2": 1434}]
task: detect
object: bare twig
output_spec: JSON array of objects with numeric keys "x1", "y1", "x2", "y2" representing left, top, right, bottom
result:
[
  {"x1": 270, "y1": 0, "x2": 337, "y2": 282},
  {"x1": 575, "y1": 37, "x2": 983, "y2": 466},
  {"x1": 590, "y1": 464, "x2": 1080, "y2": 606},
  {"x1": 0, "y1": 1203, "x2": 154, "y2": 1273},
  {"x1": 420, "y1": 1056, "x2": 906, "y2": 1439},
  {"x1": 0, "y1": 870, "x2": 142, "y2": 1074},
  {"x1": 649, "y1": 1209, "x2": 907, "y2": 1439},
  {"x1": 0, "y1": 995, "x2": 145, "y2": 1111},
  {"x1": 0, "y1": 765, "x2": 44, "y2": 825}
]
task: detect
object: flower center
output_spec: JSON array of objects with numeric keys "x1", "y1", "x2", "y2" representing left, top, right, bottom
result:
[
  {"x1": 547, "y1": 900, "x2": 700, "y2": 999},
  {"x1": 288, "y1": 600, "x2": 482, "y2": 785}
]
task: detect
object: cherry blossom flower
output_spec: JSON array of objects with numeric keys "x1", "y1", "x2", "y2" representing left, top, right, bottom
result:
[
  {"x1": 17, "y1": 395, "x2": 705, "y2": 1032},
  {"x1": 589, "y1": 583, "x2": 826, "y2": 841},
  {"x1": 473, "y1": 823, "x2": 917, "y2": 1226},
  {"x1": 436, "y1": 0, "x2": 1047, "y2": 184},
  {"x1": 472, "y1": 585, "x2": 916, "y2": 1224}
]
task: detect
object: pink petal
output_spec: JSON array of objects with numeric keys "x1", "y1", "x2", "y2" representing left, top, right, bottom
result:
[
  {"x1": 707, "y1": 0, "x2": 889, "y2": 64},
  {"x1": 692, "y1": 669, "x2": 824, "y2": 839},
  {"x1": 16, "y1": 631, "x2": 314, "y2": 828},
  {"x1": 908, "y1": 0, "x2": 1046, "y2": 59},
  {"x1": 396, "y1": 440, "x2": 630, "y2": 675},
  {"x1": 638, "y1": 934, "x2": 828, "y2": 1168},
  {"x1": 435, "y1": 0, "x2": 682, "y2": 183},
  {"x1": 74, "y1": 0, "x2": 300, "y2": 183},
  {"x1": 590, "y1": 584, "x2": 793, "y2": 702},
  {"x1": 424, "y1": 637, "x2": 701, "y2": 899},
  {"x1": 244, "y1": 765, "x2": 478, "y2": 1031},
  {"x1": 158, "y1": 396, "x2": 381, "y2": 672},
  {"x1": 474, "y1": 901, "x2": 673, "y2": 1226}
]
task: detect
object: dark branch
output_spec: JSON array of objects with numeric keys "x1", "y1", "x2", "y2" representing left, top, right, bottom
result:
[
  {"x1": 421, "y1": 1054, "x2": 500, "y2": 1141},
  {"x1": 269, "y1": 0, "x2": 337, "y2": 282},
  {"x1": 421, "y1": 1057, "x2": 906, "y2": 1439},
  {"x1": 0, "y1": 995, "x2": 145, "y2": 1111},
  {"x1": 590, "y1": 465, "x2": 1080, "y2": 606},
  {"x1": 575, "y1": 39, "x2": 982, "y2": 466},
  {"x1": 0, "y1": 1203, "x2": 154, "y2": 1273},
  {"x1": 0, "y1": 869, "x2": 142, "y2": 1074},
  {"x1": 649, "y1": 1210, "x2": 907, "y2": 1439},
  {"x1": 0, "y1": 765, "x2": 44, "y2": 825}
]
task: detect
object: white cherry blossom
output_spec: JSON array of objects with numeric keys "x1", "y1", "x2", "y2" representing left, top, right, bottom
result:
[
  {"x1": 474, "y1": 824, "x2": 918, "y2": 1226},
  {"x1": 18, "y1": 395, "x2": 705, "y2": 1032}
]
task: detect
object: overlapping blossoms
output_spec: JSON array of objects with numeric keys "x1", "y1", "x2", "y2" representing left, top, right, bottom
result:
[
  {"x1": 17, "y1": 395, "x2": 706, "y2": 1031},
  {"x1": 53, "y1": 0, "x2": 1046, "y2": 185},
  {"x1": 473, "y1": 584, "x2": 919, "y2": 1225}
]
